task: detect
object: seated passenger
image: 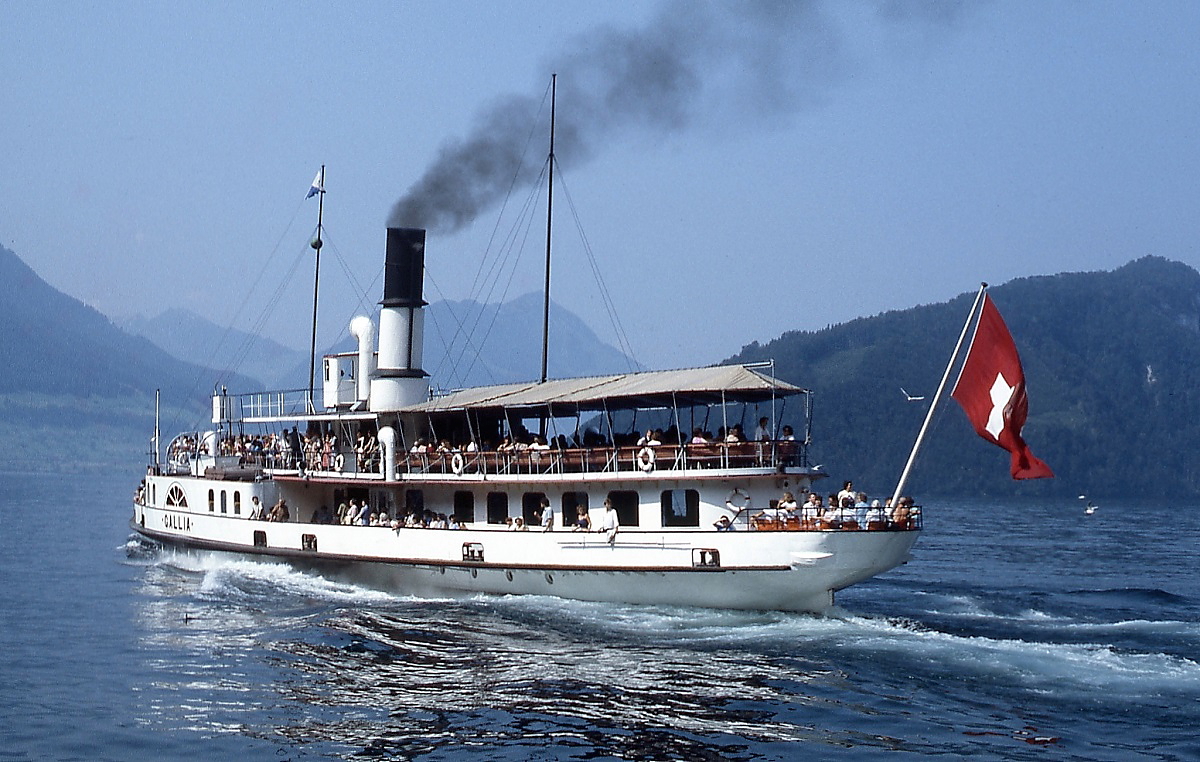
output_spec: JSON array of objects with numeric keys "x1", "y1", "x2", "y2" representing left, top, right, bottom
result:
[
  {"x1": 689, "y1": 428, "x2": 710, "y2": 444},
  {"x1": 248, "y1": 496, "x2": 265, "y2": 521},
  {"x1": 864, "y1": 499, "x2": 887, "y2": 528},
  {"x1": 713, "y1": 516, "x2": 734, "y2": 531},
  {"x1": 512, "y1": 517, "x2": 529, "y2": 531},
  {"x1": 573, "y1": 505, "x2": 591, "y2": 531},
  {"x1": 778, "y1": 491, "x2": 799, "y2": 517},
  {"x1": 780, "y1": 425, "x2": 796, "y2": 441}
]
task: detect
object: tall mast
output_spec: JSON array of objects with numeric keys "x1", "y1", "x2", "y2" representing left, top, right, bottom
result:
[
  {"x1": 307, "y1": 164, "x2": 325, "y2": 411},
  {"x1": 889, "y1": 282, "x2": 988, "y2": 506},
  {"x1": 540, "y1": 74, "x2": 556, "y2": 385}
]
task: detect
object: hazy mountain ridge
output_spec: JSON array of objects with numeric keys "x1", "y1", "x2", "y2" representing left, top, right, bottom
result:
[
  {"x1": 118, "y1": 308, "x2": 306, "y2": 390},
  {"x1": 729, "y1": 255, "x2": 1200, "y2": 498},
  {"x1": 5, "y1": 239, "x2": 1198, "y2": 497},
  {"x1": 0, "y1": 243, "x2": 259, "y2": 468}
]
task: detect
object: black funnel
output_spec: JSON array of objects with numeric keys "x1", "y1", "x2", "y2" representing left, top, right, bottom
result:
[{"x1": 382, "y1": 228, "x2": 426, "y2": 308}]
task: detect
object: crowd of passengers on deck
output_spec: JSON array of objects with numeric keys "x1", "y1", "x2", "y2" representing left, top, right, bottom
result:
[
  {"x1": 166, "y1": 415, "x2": 805, "y2": 475},
  {"x1": 729, "y1": 481, "x2": 918, "y2": 531}
]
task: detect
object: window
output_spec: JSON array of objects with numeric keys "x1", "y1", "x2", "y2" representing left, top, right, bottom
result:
[
  {"x1": 661, "y1": 489, "x2": 700, "y2": 527},
  {"x1": 253, "y1": 530, "x2": 267, "y2": 547},
  {"x1": 453, "y1": 491, "x2": 475, "y2": 524},
  {"x1": 486, "y1": 492, "x2": 509, "y2": 524},
  {"x1": 302, "y1": 534, "x2": 318, "y2": 552},
  {"x1": 220, "y1": 491, "x2": 227, "y2": 514},
  {"x1": 522, "y1": 492, "x2": 547, "y2": 525},
  {"x1": 404, "y1": 489, "x2": 425, "y2": 514},
  {"x1": 233, "y1": 491, "x2": 242, "y2": 515},
  {"x1": 562, "y1": 491, "x2": 588, "y2": 529},
  {"x1": 165, "y1": 484, "x2": 187, "y2": 508},
  {"x1": 208, "y1": 489, "x2": 215, "y2": 512},
  {"x1": 608, "y1": 490, "x2": 640, "y2": 527}
]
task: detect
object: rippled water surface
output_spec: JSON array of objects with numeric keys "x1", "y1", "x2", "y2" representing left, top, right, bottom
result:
[{"x1": 1, "y1": 470, "x2": 1197, "y2": 760}]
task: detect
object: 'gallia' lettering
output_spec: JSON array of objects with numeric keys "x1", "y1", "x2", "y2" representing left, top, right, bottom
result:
[{"x1": 163, "y1": 513, "x2": 192, "y2": 532}]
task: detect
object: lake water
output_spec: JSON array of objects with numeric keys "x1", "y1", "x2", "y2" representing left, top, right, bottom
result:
[{"x1": 1, "y1": 469, "x2": 1197, "y2": 761}]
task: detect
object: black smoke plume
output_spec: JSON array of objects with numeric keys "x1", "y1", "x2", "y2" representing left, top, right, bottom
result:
[{"x1": 388, "y1": 0, "x2": 965, "y2": 232}]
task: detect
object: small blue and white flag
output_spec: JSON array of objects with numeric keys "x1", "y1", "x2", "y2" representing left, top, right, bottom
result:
[{"x1": 306, "y1": 168, "x2": 324, "y2": 198}]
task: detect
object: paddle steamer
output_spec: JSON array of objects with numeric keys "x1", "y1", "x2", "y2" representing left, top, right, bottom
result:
[{"x1": 131, "y1": 224, "x2": 920, "y2": 613}]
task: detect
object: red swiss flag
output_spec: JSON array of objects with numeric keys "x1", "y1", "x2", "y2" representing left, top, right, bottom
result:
[{"x1": 951, "y1": 294, "x2": 1053, "y2": 480}]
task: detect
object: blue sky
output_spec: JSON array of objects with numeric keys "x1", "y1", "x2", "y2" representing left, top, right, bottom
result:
[{"x1": 4, "y1": 1, "x2": 1199, "y2": 374}]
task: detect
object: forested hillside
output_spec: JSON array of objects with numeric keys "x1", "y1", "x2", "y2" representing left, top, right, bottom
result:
[{"x1": 730, "y1": 256, "x2": 1200, "y2": 498}]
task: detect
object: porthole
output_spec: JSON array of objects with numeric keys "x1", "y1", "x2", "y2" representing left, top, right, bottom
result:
[
  {"x1": 471, "y1": 569, "x2": 478, "y2": 579},
  {"x1": 506, "y1": 570, "x2": 514, "y2": 582},
  {"x1": 545, "y1": 573, "x2": 554, "y2": 585}
]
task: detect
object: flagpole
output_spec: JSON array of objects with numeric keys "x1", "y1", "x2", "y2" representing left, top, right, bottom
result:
[
  {"x1": 307, "y1": 165, "x2": 325, "y2": 413},
  {"x1": 889, "y1": 282, "x2": 988, "y2": 508}
]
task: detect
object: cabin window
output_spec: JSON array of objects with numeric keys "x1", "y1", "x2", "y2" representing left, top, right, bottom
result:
[
  {"x1": 661, "y1": 489, "x2": 700, "y2": 527},
  {"x1": 302, "y1": 534, "x2": 318, "y2": 552},
  {"x1": 233, "y1": 491, "x2": 241, "y2": 515},
  {"x1": 220, "y1": 491, "x2": 228, "y2": 514},
  {"x1": 522, "y1": 492, "x2": 547, "y2": 526},
  {"x1": 151, "y1": 484, "x2": 157, "y2": 505},
  {"x1": 608, "y1": 490, "x2": 640, "y2": 527},
  {"x1": 165, "y1": 484, "x2": 187, "y2": 508},
  {"x1": 208, "y1": 489, "x2": 215, "y2": 512},
  {"x1": 562, "y1": 491, "x2": 589, "y2": 526},
  {"x1": 253, "y1": 530, "x2": 267, "y2": 547},
  {"x1": 404, "y1": 489, "x2": 424, "y2": 514},
  {"x1": 453, "y1": 491, "x2": 474, "y2": 524},
  {"x1": 486, "y1": 492, "x2": 509, "y2": 524}
]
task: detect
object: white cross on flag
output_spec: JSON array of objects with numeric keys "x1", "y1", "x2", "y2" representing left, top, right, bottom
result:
[{"x1": 951, "y1": 294, "x2": 1053, "y2": 480}]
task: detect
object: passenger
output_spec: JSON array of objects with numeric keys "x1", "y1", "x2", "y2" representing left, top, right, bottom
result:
[
  {"x1": 891, "y1": 497, "x2": 913, "y2": 526},
  {"x1": 637, "y1": 429, "x2": 662, "y2": 447},
  {"x1": 803, "y1": 492, "x2": 821, "y2": 514},
  {"x1": 821, "y1": 494, "x2": 842, "y2": 529},
  {"x1": 512, "y1": 517, "x2": 529, "y2": 531},
  {"x1": 268, "y1": 499, "x2": 289, "y2": 522},
  {"x1": 248, "y1": 496, "x2": 265, "y2": 520},
  {"x1": 504, "y1": 516, "x2": 513, "y2": 529},
  {"x1": 345, "y1": 499, "x2": 362, "y2": 525},
  {"x1": 713, "y1": 515, "x2": 734, "y2": 531},
  {"x1": 754, "y1": 417, "x2": 771, "y2": 442},
  {"x1": 777, "y1": 492, "x2": 799, "y2": 522},
  {"x1": 837, "y1": 481, "x2": 856, "y2": 507},
  {"x1": 865, "y1": 499, "x2": 887, "y2": 528},
  {"x1": 538, "y1": 497, "x2": 555, "y2": 531},
  {"x1": 780, "y1": 425, "x2": 796, "y2": 441},
  {"x1": 598, "y1": 498, "x2": 620, "y2": 544},
  {"x1": 335, "y1": 502, "x2": 349, "y2": 524},
  {"x1": 448, "y1": 516, "x2": 461, "y2": 530},
  {"x1": 690, "y1": 427, "x2": 710, "y2": 444},
  {"x1": 854, "y1": 492, "x2": 871, "y2": 526},
  {"x1": 573, "y1": 505, "x2": 591, "y2": 531}
]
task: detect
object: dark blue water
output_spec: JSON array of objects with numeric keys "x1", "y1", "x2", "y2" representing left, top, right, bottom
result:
[{"x1": 1, "y1": 470, "x2": 1197, "y2": 761}]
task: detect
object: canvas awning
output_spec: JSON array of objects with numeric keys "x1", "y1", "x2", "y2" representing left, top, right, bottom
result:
[{"x1": 402, "y1": 364, "x2": 806, "y2": 416}]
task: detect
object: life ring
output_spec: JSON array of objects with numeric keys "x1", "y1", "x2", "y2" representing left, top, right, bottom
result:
[
  {"x1": 725, "y1": 488, "x2": 750, "y2": 509},
  {"x1": 637, "y1": 446, "x2": 656, "y2": 472},
  {"x1": 451, "y1": 452, "x2": 465, "y2": 475},
  {"x1": 333, "y1": 453, "x2": 345, "y2": 471}
]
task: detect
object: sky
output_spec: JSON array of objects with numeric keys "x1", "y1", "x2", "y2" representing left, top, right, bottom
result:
[{"x1": 4, "y1": 1, "x2": 1200, "y2": 375}]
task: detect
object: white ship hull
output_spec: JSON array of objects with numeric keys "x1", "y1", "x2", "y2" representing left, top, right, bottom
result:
[{"x1": 132, "y1": 477, "x2": 919, "y2": 613}]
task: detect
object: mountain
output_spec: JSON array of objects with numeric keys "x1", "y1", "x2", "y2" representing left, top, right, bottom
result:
[
  {"x1": 119, "y1": 308, "x2": 306, "y2": 390},
  {"x1": 0, "y1": 243, "x2": 257, "y2": 468},
  {"x1": 728, "y1": 256, "x2": 1200, "y2": 499},
  {"x1": 270, "y1": 291, "x2": 641, "y2": 392}
]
